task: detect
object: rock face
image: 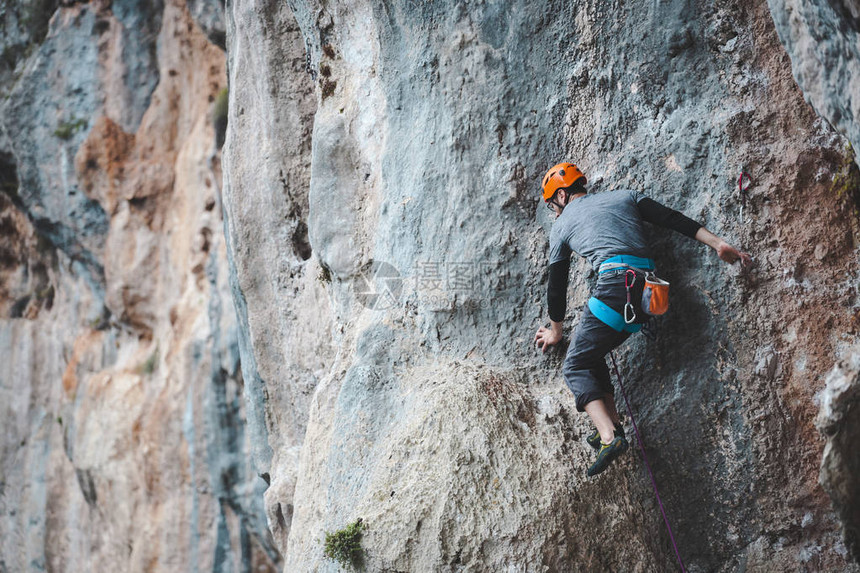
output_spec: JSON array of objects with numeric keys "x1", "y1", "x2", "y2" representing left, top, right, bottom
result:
[
  {"x1": 221, "y1": 0, "x2": 324, "y2": 553},
  {"x1": 2, "y1": 0, "x2": 860, "y2": 570},
  {"x1": 0, "y1": 0, "x2": 278, "y2": 571},
  {"x1": 223, "y1": 0, "x2": 860, "y2": 571},
  {"x1": 817, "y1": 346, "x2": 860, "y2": 562},
  {"x1": 767, "y1": 0, "x2": 860, "y2": 162}
]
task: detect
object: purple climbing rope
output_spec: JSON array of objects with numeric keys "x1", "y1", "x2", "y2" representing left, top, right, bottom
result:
[{"x1": 609, "y1": 351, "x2": 687, "y2": 573}]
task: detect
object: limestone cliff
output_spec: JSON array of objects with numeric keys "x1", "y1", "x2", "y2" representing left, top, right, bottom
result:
[
  {"x1": 223, "y1": 0, "x2": 860, "y2": 571},
  {"x1": 1, "y1": 0, "x2": 278, "y2": 570},
  {"x1": 2, "y1": 0, "x2": 860, "y2": 571}
]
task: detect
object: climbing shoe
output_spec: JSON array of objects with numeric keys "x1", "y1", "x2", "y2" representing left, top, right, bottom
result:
[
  {"x1": 587, "y1": 436, "x2": 629, "y2": 477},
  {"x1": 586, "y1": 426, "x2": 626, "y2": 451}
]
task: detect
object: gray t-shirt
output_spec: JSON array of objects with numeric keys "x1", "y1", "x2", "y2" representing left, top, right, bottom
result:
[{"x1": 548, "y1": 188, "x2": 653, "y2": 269}]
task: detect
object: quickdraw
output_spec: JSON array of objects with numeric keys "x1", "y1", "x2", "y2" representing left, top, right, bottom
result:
[
  {"x1": 305, "y1": 38, "x2": 317, "y2": 80},
  {"x1": 624, "y1": 269, "x2": 637, "y2": 324},
  {"x1": 738, "y1": 169, "x2": 752, "y2": 223}
]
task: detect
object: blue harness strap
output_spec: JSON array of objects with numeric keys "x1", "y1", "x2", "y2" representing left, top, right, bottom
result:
[
  {"x1": 599, "y1": 255, "x2": 655, "y2": 273},
  {"x1": 588, "y1": 297, "x2": 642, "y2": 333}
]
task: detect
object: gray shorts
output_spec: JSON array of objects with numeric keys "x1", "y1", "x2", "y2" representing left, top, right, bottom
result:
[{"x1": 563, "y1": 270, "x2": 648, "y2": 411}]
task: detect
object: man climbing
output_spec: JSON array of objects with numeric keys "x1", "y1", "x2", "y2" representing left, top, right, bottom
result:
[{"x1": 534, "y1": 162, "x2": 752, "y2": 477}]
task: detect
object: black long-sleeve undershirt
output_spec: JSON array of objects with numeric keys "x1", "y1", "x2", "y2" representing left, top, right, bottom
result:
[
  {"x1": 547, "y1": 259, "x2": 570, "y2": 322},
  {"x1": 637, "y1": 197, "x2": 702, "y2": 239},
  {"x1": 545, "y1": 198, "x2": 702, "y2": 322}
]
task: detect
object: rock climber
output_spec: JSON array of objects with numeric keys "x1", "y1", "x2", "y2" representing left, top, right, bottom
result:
[{"x1": 533, "y1": 163, "x2": 752, "y2": 477}]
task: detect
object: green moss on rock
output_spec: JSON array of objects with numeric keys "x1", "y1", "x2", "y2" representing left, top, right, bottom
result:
[
  {"x1": 213, "y1": 87, "x2": 228, "y2": 148},
  {"x1": 323, "y1": 518, "x2": 366, "y2": 569}
]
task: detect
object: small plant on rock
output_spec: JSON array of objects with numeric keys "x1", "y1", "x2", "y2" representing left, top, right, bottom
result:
[
  {"x1": 832, "y1": 143, "x2": 860, "y2": 202},
  {"x1": 323, "y1": 518, "x2": 366, "y2": 570},
  {"x1": 213, "y1": 87, "x2": 228, "y2": 148},
  {"x1": 54, "y1": 116, "x2": 88, "y2": 140},
  {"x1": 317, "y1": 263, "x2": 332, "y2": 284},
  {"x1": 137, "y1": 346, "x2": 159, "y2": 377}
]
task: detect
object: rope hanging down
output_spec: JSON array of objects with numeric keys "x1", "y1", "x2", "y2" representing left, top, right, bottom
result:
[{"x1": 609, "y1": 351, "x2": 687, "y2": 573}]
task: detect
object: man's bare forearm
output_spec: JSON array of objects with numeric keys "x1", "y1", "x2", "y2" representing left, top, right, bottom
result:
[
  {"x1": 694, "y1": 227, "x2": 723, "y2": 250},
  {"x1": 695, "y1": 227, "x2": 752, "y2": 265}
]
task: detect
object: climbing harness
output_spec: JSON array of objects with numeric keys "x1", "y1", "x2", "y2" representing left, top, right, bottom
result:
[
  {"x1": 609, "y1": 351, "x2": 687, "y2": 573},
  {"x1": 588, "y1": 297, "x2": 642, "y2": 333},
  {"x1": 589, "y1": 256, "x2": 653, "y2": 333},
  {"x1": 738, "y1": 169, "x2": 752, "y2": 223},
  {"x1": 598, "y1": 254, "x2": 654, "y2": 274},
  {"x1": 590, "y1": 255, "x2": 670, "y2": 331}
]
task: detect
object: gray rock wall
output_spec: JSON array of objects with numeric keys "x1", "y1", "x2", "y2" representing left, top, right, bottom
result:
[
  {"x1": 223, "y1": 0, "x2": 860, "y2": 571},
  {"x1": 2, "y1": 0, "x2": 859, "y2": 570},
  {"x1": 221, "y1": 0, "x2": 329, "y2": 551},
  {"x1": 767, "y1": 0, "x2": 860, "y2": 162}
]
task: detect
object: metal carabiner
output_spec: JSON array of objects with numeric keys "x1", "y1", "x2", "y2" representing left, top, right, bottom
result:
[
  {"x1": 624, "y1": 301, "x2": 636, "y2": 324},
  {"x1": 624, "y1": 269, "x2": 637, "y2": 324}
]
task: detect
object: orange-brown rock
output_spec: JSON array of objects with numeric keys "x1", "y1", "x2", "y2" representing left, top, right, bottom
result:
[{"x1": 0, "y1": 0, "x2": 280, "y2": 570}]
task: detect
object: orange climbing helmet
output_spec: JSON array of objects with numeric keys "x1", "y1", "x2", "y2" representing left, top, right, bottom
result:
[{"x1": 541, "y1": 162, "x2": 586, "y2": 201}]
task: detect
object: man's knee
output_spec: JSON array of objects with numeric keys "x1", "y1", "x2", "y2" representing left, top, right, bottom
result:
[
  {"x1": 565, "y1": 359, "x2": 614, "y2": 411},
  {"x1": 564, "y1": 347, "x2": 602, "y2": 378}
]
